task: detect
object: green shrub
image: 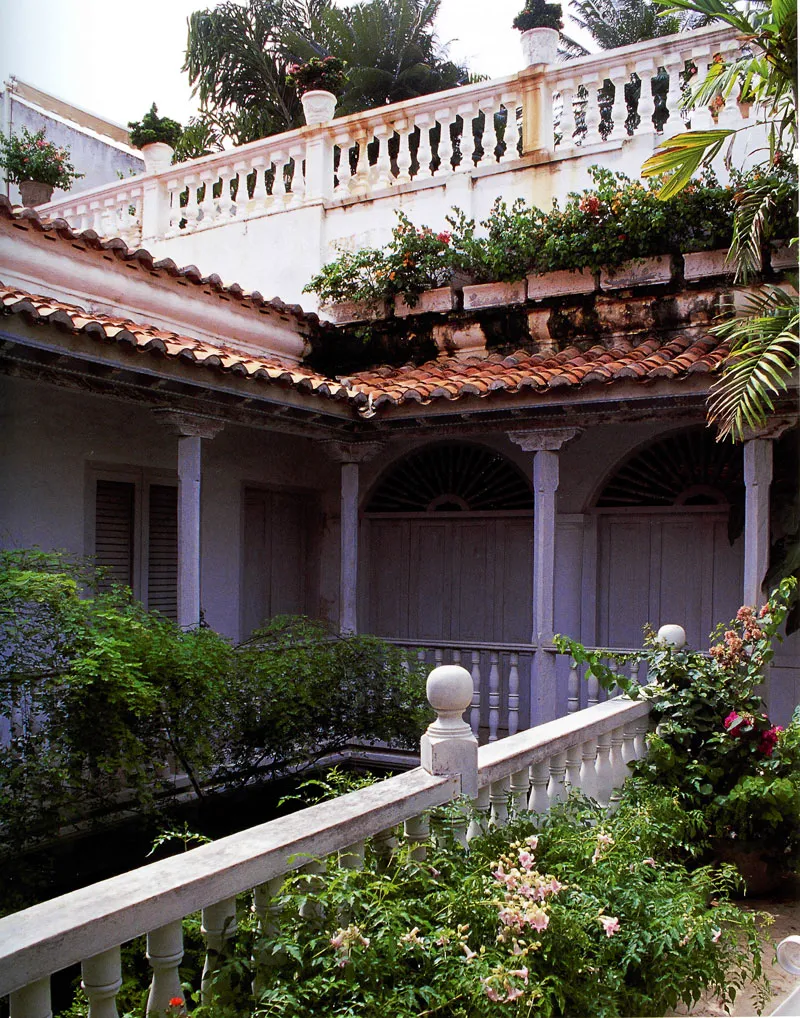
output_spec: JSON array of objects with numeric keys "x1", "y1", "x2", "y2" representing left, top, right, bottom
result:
[{"x1": 128, "y1": 103, "x2": 183, "y2": 149}]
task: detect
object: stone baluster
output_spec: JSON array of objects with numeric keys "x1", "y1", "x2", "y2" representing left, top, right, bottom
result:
[
  {"x1": 456, "y1": 101, "x2": 477, "y2": 168},
  {"x1": 507, "y1": 653, "x2": 520, "y2": 736},
  {"x1": 470, "y1": 650, "x2": 481, "y2": 736},
  {"x1": 333, "y1": 132, "x2": 353, "y2": 194},
  {"x1": 449, "y1": 801, "x2": 471, "y2": 850},
  {"x1": 607, "y1": 66, "x2": 630, "y2": 142},
  {"x1": 196, "y1": 172, "x2": 214, "y2": 226},
  {"x1": 510, "y1": 767, "x2": 530, "y2": 814},
  {"x1": 579, "y1": 738, "x2": 599, "y2": 801},
  {"x1": 487, "y1": 652, "x2": 500, "y2": 741},
  {"x1": 183, "y1": 173, "x2": 202, "y2": 230},
  {"x1": 251, "y1": 157, "x2": 269, "y2": 211},
  {"x1": 662, "y1": 54, "x2": 685, "y2": 134},
  {"x1": 201, "y1": 897, "x2": 237, "y2": 1001},
  {"x1": 288, "y1": 145, "x2": 306, "y2": 205},
  {"x1": 351, "y1": 131, "x2": 370, "y2": 193},
  {"x1": 582, "y1": 76, "x2": 603, "y2": 146},
  {"x1": 467, "y1": 784, "x2": 491, "y2": 841},
  {"x1": 632, "y1": 712, "x2": 650, "y2": 759},
  {"x1": 607, "y1": 725, "x2": 628, "y2": 808},
  {"x1": 340, "y1": 840, "x2": 366, "y2": 871},
  {"x1": 452, "y1": 648, "x2": 462, "y2": 668},
  {"x1": 372, "y1": 124, "x2": 394, "y2": 188},
  {"x1": 298, "y1": 859, "x2": 326, "y2": 923},
  {"x1": 634, "y1": 59, "x2": 656, "y2": 136},
  {"x1": 9, "y1": 978, "x2": 52, "y2": 1018},
  {"x1": 548, "y1": 750, "x2": 568, "y2": 805},
  {"x1": 414, "y1": 114, "x2": 433, "y2": 180},
  {"x1": 404, "y1": 812, "x2": 430, "y2": 861},
  {"x1": 434, "y1": 647, "x2": 444, "y2": 667},
  {"x1": 567, "y1": 658, "x2": 580, "y2": 714},
  {"x1": 490, "y1": 775, "x2": 510, "y2": 826},
  {"x1": 528, "y1": 758, "x2": 550, "y2": 814},
  {"x1": 165, "y1": 178, "x2": 183, "y2": 235},
  {"x1": 75, "y1": 202, "x2": 90, "y2": 232},
  {"x1": 621, "y1": 722, "x2": 638, "y2": 766},
  {"x1": 217, "y1": 166, "x2": 236, "y2": 219},
  {"x1": 374, "y1": 824, "x2": 399, "y2": 867},
  {"x1": 146, "y1": 921, "x2": 184, "y2": 1013},
  {"x1": 587, "y1": 666, "x2": 599, "y2": 709},
  {"x1": 500, "y1": 93, "x2": 519, "y2": 162},
  {"x1": 473, "y1": 99, "x2": 493, "y2": 166},
  {"x1": 556, "y1": 80, "x2": 577, "y2": 149},
  {"x1": 594, "y1": 731, "x2": 614, "y2": 806},
  {"x1": 102, "y1": 197, "x2": 118, "y2": 238},
  {"x1": 395, "y1": 120, "x2": 413, "y2": 183},
  {"x1": 82, "y1": 948, "x2": 122, "y2": 1018},
  {"x1": 252, "y1": 876, "x2": 284, "y2": 994},
  {"x1": 565, "y1": 743, "x2": 582, "y2": 793},
  {"x1": 434, "y1": 107, "x2": 453, "y2": 175},
  {"x1": 89, "y1": 199, "x2": 103, "y2": 235},
  {"x1": 269, "y1": 151, "x2": 287, "y2": 203}
]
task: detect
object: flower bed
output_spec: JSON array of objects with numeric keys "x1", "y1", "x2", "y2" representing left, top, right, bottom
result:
[{"x1": 306, "y1": 162, "x2": 797, "y2": 318}]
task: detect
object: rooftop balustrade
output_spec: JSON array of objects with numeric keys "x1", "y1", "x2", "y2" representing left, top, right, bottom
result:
[
  {"x1": 0, "y1": 635, "x2": 662, "y2": 1014},
  {"x1": 36, "y1": 26, "x2": 757, "y2": 307}
]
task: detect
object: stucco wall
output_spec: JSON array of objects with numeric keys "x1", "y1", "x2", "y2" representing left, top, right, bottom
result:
[{"x1": 1, "y1": 96, "x2": 144, "y2": 204}]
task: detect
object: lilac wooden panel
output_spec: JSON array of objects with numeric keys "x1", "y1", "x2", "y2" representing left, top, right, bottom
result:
[
  {"x1": 409, "y1": 521, "x2": 449, "y2": 640},
  {"x1": 598, "y1": 518, "x2": 652, "y2": 648},
  {"x1": 366, "y1": 519, "x2": 409, "y2": 637}
]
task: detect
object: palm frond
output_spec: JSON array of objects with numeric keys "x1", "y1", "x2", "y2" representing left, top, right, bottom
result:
[
  {"x1": 708, "y1": 286, "x2": 800, "y2": 441},
  {"x1": 641, "y1": 130, "x2": 734, "y2": 198}
]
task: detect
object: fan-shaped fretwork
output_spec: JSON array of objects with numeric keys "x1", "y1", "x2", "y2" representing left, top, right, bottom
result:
[
  {"x1": 597, "y1": 428, "x2": 744, "y2": 508},
  {"x1": 366, "y1": 443, "x2": 534, "y2": 513}
]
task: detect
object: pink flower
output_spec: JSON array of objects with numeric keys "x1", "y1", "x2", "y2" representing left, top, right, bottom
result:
[
  {"x1": 509, "y1": 966, "x2": 529, "y2": 984},
  {"x1": 643, "y1": 857, "x2": 656, "y2": 867},
  {"x1": 506, "y1": 986, "x2": 524, "y2": 1001},
  {"x1": 529, "y1": 908, "x2": 549, "y2": 932},
  {"x1": 758, "y1": 725, "x2": 782, "y2": 756},
  {"x1": 712, "y1": 928, "x2": 722, "y2": 943},
  {"x1": 518, "y1": 850, "x2": 534, "y2": 869},
  {"x1": 600, "y1": 915, "x2": 620, "y2": 937}
]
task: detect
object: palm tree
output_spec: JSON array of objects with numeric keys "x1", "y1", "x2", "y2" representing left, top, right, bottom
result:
[
  {"x1": 561, "y1": 0, "x2": 690, "y2": 56},
  {"x1": 289, "y1": 0, "x2": 468, "y2": 116},
  {"x1": 183, "y1": 0, "x2": 468, "y2": 145}
]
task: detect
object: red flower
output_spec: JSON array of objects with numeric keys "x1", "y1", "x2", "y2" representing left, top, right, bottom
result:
[
  {"x1": 437, "y1": 231, "x2": 451, "y2": 244},
  {"x1": 579, "y1": 196, "x2": 601, "y2": 216},
  {"x1": 758, "y1": 726, "x2": 782, "y2": 757}
]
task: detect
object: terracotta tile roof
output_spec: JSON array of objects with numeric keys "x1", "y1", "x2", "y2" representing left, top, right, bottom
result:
[
  {"x1": 0, "y1": 284, "x2": 349, "y2": 401},
  {"x1": 0, "y1": 196, "x2": 320, "y2": 327},
  {"x1": 1, "y1": 280, "x2": 731, "y2": 417},
  {"x1": 342, "y1": 333, "x2": 731, "y2": 412}
]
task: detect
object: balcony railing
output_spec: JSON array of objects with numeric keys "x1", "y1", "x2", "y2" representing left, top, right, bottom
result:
[
  {"x1": 38, "y1": 25, "x2": 750, "y2": 251},
  {"x1": 0, "y1": 652, "x2": 654, "y2": 1014}
]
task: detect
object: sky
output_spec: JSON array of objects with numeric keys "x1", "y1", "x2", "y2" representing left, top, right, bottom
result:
[{"x1": 0, "y1": 0, "x2": 589, "y2": 132}]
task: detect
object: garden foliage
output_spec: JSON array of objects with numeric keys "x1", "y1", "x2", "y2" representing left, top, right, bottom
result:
[
  {"x1": 0, "y1": 549, "x2": 428, "y2": 890},
  {"x1": 555, "y1": 577, "x2": 800, "y2": 869},
  {"x1": 0, "y1": 127, "x2": 84, "y2": 190},
  {"x1": 305, "y1": 163, "x2": 796, "y2": 307}
]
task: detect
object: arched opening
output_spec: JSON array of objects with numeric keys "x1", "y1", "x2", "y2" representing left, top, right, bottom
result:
[
  {"x1": 593, "y1": 427, "x2": 744, "y2": 650},
  {"x1": 363, "y1": 442, "x2": 533, "y2": 644}
]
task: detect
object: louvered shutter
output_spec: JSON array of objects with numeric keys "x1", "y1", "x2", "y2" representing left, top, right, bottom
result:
[
  {"x1": 148, "y1": 484, "x2": 178, "y2": 620},
  {"x1": 95, "y1": 479, "x2": 135, "y2": 590}
]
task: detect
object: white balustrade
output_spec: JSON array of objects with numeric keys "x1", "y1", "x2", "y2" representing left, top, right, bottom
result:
[{"x1": 0, "y1": 648, "x2": 663, "y2": 1011}]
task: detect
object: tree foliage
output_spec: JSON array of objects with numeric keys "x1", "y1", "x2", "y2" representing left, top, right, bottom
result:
[
  {"x1": 183, "y1": 0, "x2": 468, "y2": 145},
  {"x1": 565, "y1": 0, "x2": 687, "y2": 53},
  {"x1": 0, "y1": 549, "x2": 428, "y2": 905}
]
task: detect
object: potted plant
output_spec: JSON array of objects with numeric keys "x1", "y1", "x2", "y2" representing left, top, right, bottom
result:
[
  {"x1": 0, "y1": 127, "x2": 84, "y2": 207},
  {"x1": 128, "y1": 104, "x2": 183, "y2": 173},
  {"x1": 287, "y1": 56, "x2": 347, "y2": 125},
  {"x1": 513, "y1": 0, "x2": 562, "y2": 67}
]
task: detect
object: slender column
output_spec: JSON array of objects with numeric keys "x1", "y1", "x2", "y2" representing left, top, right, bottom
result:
[
  {"x1": 201, "y1": 897, "x2": 237, "y2": 1002},
  {"x1": 743, "y1": 438, "x2": 773, "y2": 606},
  {"x1": 82, "y1": 948, "x2": 122, "y2": 1018},
  {"x1": 325, "y1": 442, "x2": 382, "y2": 635},
  {"x1": 9, "y1": 979, "x2": 52, "y2": 1018},
  {"x1": 155, "y1": 412, "x2": 223, "y2": 630},
  {"x1": 146, "y1": 921, "x2": 184, "y2": 1013},
  {"x1": 509, "y1": 429, "x2": 580, "y2": 724}
]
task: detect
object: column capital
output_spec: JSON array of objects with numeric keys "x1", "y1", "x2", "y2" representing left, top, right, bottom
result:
[
  {"x1": 508, "y1": 427, "x2": 580, "y2": 452},
  {"x1": 324, "y1": 440, "x2": 384, "y2": 464},
  {"x1": 153, "y1": 410, "x2": 225, "y2": 440},
  {"x1": 741, "y1": 414, "x2": 798, "y2": 442}
]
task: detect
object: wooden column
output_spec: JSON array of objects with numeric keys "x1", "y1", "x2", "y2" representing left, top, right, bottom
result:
[
  {"x1": 325, "y1": 442, "x2": 383, "y2": 634},
  {"x1": 509, "y1": 428, "x2": 579, "y2": 725},
  {"x1": 156, "y1": 412, "x2": 223, "y2": 629}
]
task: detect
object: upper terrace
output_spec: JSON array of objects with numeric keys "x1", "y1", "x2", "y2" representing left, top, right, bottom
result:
[{"x1": 37, "y1": 25, "x2": 758, "y2": 309}]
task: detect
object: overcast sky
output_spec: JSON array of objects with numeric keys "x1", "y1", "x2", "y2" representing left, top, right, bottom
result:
[{"x1": 0, "y1": 0, "x2": 589, "y2": 130}]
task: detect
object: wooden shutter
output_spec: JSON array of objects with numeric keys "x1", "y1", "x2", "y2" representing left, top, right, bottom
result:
[
  {"x1": 148, "y1": 484, "x2": 178, "y2": 620},
  {"x1": 95, "y1": 479, "x2": 135, "y2": 590}
]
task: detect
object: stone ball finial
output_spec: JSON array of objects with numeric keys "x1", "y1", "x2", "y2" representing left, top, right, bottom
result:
[
  {"x1": 426, "y1": 665, "x2": 474, "y2": 718},
  {"x1": 656, "y1": 624, "x2": 686, "y2": 648}
]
